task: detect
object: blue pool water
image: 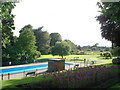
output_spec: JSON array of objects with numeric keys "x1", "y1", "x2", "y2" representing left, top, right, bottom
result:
[{"x1": 0, "y1": 63, "x2": 73, "y2": 75}]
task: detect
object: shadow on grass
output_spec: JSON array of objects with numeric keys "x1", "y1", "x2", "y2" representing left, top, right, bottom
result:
[
  {"x1": 1, "y1": 75, "x2": 44, "y2": 90},
  {"x1": 96, "y1": 56, "x2": 112, "y2": 60},
  {"x1": 109, "y1": 82, "x2": 120, "y2": 88},
  {"x1": 91, "y1": 77, "x2": 120, "y2": 88}
]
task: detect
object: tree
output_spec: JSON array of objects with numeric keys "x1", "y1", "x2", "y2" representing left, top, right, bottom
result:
[
  {"x1": 77, "y1": 45, "x2": 81, "y2": 51},
  {"x1": 2, "y1": 45, "x2": 19, "y2": 61},
  {"x1": 50, "y1": 33, "x2": 62, "y2": 46},
  {"x1": 51, "y1": 41, "x2": 70, "y2": 58},
  {"x1": 1, "y1": 2, "x2": 16, "y2": 48},
  {"x1": 1, "y1": 2, "x2": 16, "y2": 62},
  {"x1": 32, "y1": 26, "x2": 50, "y2": 55},
  {"x1": 64, "y1": 40, "x2": 78, "y2": 54},
  {"x1": 96, "y1": 2, "x2": 120, "y2": 47},
  {"x1": 19, "y1": 24, "x2": 33, "y2": 33},
  {"x1": 99, "y1": 2, "x2": 120, "y2": 25},
  {"x1": 91, "y1": 43, "x2": 99, "y2": 51},
  {"x1": 16, "y1": 28, "x2": 40, "y2": 60},
  {"x1": 112, "y1": 47, "x2": 120, "y2": 56}
]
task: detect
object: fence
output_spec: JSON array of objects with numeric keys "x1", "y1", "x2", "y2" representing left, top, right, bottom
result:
[
  {"x1": 2, "y1": 59, "x2": 48, "y2": 66},
  {"x1": 0, "y1": 69, "x2": 47, "y2": 80}
]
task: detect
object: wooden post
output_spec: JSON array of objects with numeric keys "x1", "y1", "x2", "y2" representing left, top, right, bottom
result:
[{"x1": 2, "y1": 74, "x2": 3, "y2": 80}]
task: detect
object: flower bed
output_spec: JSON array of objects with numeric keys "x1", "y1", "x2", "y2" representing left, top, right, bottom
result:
[{"x1": 20, "y1": 65, "x2": 120, "y2": 88}]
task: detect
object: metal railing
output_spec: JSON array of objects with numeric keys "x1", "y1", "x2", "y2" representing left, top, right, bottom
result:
[
  {"x1": 2, "y1": 59, "x2": 48, "y2": 66},
  {"x1": 1, "y1": 68, "x2": 47, "y2": 80}
]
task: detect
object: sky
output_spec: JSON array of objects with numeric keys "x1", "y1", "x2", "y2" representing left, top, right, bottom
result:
[{"x1": 12, "y1": 0, "x2": 112, "y2": 47}]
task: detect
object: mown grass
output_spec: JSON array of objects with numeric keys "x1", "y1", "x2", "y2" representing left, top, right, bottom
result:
[
  {"x1": 36, "y1": 51, "x2": 116, "y2": 64},
  {"x1": 1, "y1": 75, "x2": 45, "y2": 90},
  {"x1": 37, "y1": 54, "x2": 116, "y2": 64},
  {"x1": 38, "y1": 54, "x2": 113, "y2": 61}
]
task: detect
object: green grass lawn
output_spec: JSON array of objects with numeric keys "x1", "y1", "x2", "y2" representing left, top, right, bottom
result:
[
  {"x1": 37, "y1": 54, "x2": 115, "y2": 64},
  {"x1": 37, "y1": 50, "x2": 116, "y2": 64},
  {"x1": 38, "y1": 54, "x2": 101, "y2": 60},
  {"x1": 0, "y1": 75, "x2": 45, "y2": 89}
]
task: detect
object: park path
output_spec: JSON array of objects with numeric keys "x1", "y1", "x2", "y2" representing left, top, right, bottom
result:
[{"x1": 93, "y1": 60, "x2": 110, "y2": 65}]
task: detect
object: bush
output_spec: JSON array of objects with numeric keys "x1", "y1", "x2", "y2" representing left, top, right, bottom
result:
[
  {"x1": 112, "y1": 57, "x2": 120, "y2": 65},
  {"x1": 32, "y1": 51, "x2": 41, "y2": 59},
  {"x1": 76, "y1": 51, "x2": 85, "y2": 55},
  {"x1": 112, "y1": 47, "x2": 120, "y2": 56},
  {"x1": 100, "y1": 52, "x2": 112, "y2": 59}
]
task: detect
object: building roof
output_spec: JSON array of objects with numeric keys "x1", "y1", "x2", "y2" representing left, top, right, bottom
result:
[{"x1": 48, "y1": 59, "x2": 65, "y2": 61}]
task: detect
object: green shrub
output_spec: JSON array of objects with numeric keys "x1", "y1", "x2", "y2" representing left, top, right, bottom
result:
[
  {"x1": 100, "y1": 52, "x2": 112, "y2": 59},
  {"x1": 76, "y1": 51, "x2": 85, "y2": 55},
  {"x1": 112, "y1": 57, "x2": 120, "y2": 65},
  {"x1": 112, "y1": 47, "x2": 120, "y2": 56},
  {"x1": 100, "y1": 53, "x2": 103, "y2": 56}
]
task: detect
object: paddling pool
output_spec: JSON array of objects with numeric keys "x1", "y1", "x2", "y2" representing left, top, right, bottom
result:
[{"x1": 0, "y1": 63, "x2": 73, "y2": 75}]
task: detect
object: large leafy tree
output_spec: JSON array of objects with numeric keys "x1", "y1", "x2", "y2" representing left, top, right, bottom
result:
[
  {"x1": 64, "y1": 39, "x2": 78, "y2": 54},
  {"x1": 19, "y1": 24, "x2": 33, "y2": 33},
  {"x1": 100, "y1": 2, "x2": 120, "y2": 25},
  {"x1": 1, "y1": 2, "x2": 16, "y2": 62},
  {"x1": 16, "y1": 28, "x2": 41, "y2": 60},
  {"x1": 1, "y1": 2, "x2": 15, "y2": 48},
  {"x1": 51, "y1": 41, "x2": 70, "y2": 58},
  {"x1": 32, "y1": 26, "x2": 50, "y2": 55},
  {"x1": 50, "y1": 33, "x2": 62, "y2": 46},
  {"x1": 96, "y1": 2, "x2": 120, "y2": 47}
]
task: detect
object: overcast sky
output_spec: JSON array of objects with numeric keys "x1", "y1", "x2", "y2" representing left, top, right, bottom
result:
[{"x1": 12, "y1": 0, "x2": 112, "y2": 47}]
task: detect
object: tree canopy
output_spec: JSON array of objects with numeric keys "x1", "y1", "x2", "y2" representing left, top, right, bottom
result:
[
  {"x1": 32, "y1": 26, "x2": 50, "y2": 55},
  {"x1": 96, "y1": 2, "x2": 120, "y2": 47},
  {"x1": 64, "y1": 40, "x2": 78, "y2": 54},
  {"x1": 1, "y1": 2, "x2": 16, "y2": 62},
  {"x1": 19, "y1": 24, "x2": 33, "y2": 33},
  {"x1": 51, "y1": 41, "x2": 70, "y2": 58},
  {"x1": 50, "y1": 33, "x2": 62, "y2": 46},
  {"x1": 1, "y1": 2, "x2": 16, "y2": 48},
  {"x1": 16, "y1": 28, "x2": 40, "y2": 60},
  {"x1": 99, "y1": 2, "x2": 120, "y2": 25}
]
